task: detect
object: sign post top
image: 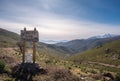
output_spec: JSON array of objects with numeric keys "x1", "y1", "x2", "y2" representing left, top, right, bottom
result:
[{"x1": 21, "y1": 27, "x2": 39, "y2": 42}]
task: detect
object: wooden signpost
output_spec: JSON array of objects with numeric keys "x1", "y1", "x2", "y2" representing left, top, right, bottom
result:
[{"x1": 20, "y1": 28, "x2": 39, "y2": 63}]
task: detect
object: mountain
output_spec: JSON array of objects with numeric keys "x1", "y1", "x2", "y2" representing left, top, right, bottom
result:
[
  {"x1": 88, "y1": 34, "x2": 119, "y2": 39},
  {"x1": 56, "y1": 36, "x2": 120, "y2": 54},
  {"x1": 1, "y1": 28, "x2": 120, "y2": 80},
  {"x1": 1, "y1": 28, "x2": 120, "y2": 55},
  {"x1": 0, "y1": 28, "x2": 71, "y2": 55},
  {"x1": 70, "y1": 40, "x2": 120, "y2": 66},
  {"x1": 37, "y1": 42, "x2": 73, "y2": 56},
  {"x1": 0, "y1": 28, "x2": 20, "y2": 47},
  {"x1": 40, "y1": 39, "x2": 68, "y2": 44}
]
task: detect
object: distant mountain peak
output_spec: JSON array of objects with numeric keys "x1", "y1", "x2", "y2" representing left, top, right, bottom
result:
[
  {"x1": 40, "y1": 39, "x2": 68, "y2": 44},
  {"x1": 88, "y1": 34, "x2": 119, "y2": 39}
]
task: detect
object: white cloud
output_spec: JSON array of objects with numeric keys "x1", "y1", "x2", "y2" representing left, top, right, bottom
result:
[
  {"x1": 0, "y1": 15, "x2": 120, "y2": 40},
  {"x1": 0, "y1": 0, "x2": 120, "y2": 41}
]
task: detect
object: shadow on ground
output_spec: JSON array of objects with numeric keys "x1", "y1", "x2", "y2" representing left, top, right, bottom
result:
[{"x1": 12, "y1": 63, "x2": 47, "y2": 81}]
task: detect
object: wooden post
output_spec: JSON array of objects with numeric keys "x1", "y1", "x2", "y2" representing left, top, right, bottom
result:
[
  {"x1": 22, "y1": 41, "x2": 26, "y2": 63},
  {"x1": 33, "y1": 42, "x2": 36, "y2": 63},
  {"x1": 21, "y1": 28, "x2": 38, "y2": 63}
]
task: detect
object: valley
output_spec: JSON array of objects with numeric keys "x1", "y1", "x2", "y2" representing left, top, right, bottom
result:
[{"x1": 0, "y1": 28, "x2": 120, "y2": 81}]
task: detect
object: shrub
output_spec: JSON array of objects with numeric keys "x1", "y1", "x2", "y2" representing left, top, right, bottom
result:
[
  {"x1": 90, "y1": 69, "x2": 97, "y2": 74},
  {"x1": 53, "y1": 69, "x2": 80, "y2": 81},
  {"x1": 115, "y1": 72, "x2": 120, "y2": 81},
  {"x1": 0, "y1": 59, "x2": 5, "y2": 73},
  {"x1": 5, "y1": 78, "x2": 15, "y2": 81}
]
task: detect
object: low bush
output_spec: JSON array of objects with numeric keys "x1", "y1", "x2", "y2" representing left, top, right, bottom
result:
[
  {"x1": 115, "y1": 72, "x2": 120, "y2": 81},
  {"x1": 0, "y1": 59, "x2": 5, "y2": 73}
]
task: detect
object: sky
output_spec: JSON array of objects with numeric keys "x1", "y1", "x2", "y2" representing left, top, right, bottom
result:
[{"x1": 0, "y1": 0, "x2": 120, "y2": 42}]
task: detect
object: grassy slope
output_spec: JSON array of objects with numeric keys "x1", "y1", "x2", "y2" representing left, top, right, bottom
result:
[
  {"x1": 56, "y1": 36, "x2": 120, "y2": 54},
  {"x1": 71, "y1": 40, "x2": 120, "y2": 66},
  {"x1": 0, "y1": 28, "x2": 70, "y2": 56},
  {"x1": 0, "y1": 28, "x2": 19, "y2": 47},
  {"x1": 1, "y1": 28, "x2": 120, "y2": 80}
]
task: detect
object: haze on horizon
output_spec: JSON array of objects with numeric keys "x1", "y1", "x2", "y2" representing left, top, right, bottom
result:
[{"x1": 0, "y1": 0, "x2": 120, "y2": 42}]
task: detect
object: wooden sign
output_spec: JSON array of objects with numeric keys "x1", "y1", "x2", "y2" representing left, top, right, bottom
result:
[
  {"x1": 21, "y1": 28, "x2": 39, "y2": 42},
  {"x1": 20, "y1": 28, "x2": 39, "y2": 63}
]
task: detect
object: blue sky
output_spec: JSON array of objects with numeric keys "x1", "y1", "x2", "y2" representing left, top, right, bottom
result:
[{"x1": 0, "y1": 0, "x2": 120, "y2": 41}]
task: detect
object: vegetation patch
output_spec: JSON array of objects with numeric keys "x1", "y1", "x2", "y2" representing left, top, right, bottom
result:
[{"x1": 0, "y1": 60, "x2": 5, "y2": 73}]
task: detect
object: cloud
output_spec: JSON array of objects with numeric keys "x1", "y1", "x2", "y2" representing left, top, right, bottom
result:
[
  {"x1": 0, "y1": 15, "x2": 120, "y2": 40},
  {"x1": 0, "y1": 0, "x2": 120, "y2": 40}
]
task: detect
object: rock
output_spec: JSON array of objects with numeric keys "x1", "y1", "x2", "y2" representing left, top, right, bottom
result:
[
  {"x1": 102, "y1": 72, "x2": 114, "y2": 81},
  {"x1": 12, "y1": 63, "x2": 47, "y2": 81},
  {"x1": 105, "y1": 48, "x2": 111, "y2": 54}
]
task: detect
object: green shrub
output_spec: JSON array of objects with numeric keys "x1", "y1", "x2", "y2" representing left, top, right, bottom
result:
[
  {"x1": 5, "y1": 78, "x2": 15, "y2": 81},
  {"x1": 90, "y1": 69, "x2": 97, "y2": 74},
  {"x1": 0, "y1": 60, "x2": 5, "y2": 73},
  {"x1": 115, "y1": 72, "x2": 120, "y2": 81}
]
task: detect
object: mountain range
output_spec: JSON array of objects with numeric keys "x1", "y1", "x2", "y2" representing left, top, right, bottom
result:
[
  {"x1": 1, "y1": 28, "x2": 120, "y2": 80},
  {"x1": 70, "y1": 39, "x2": 120, "y2": 66},
  {"x1": 0, "y1": 28, "x2": 120, "y2": 55},
  {"x1": 56, "y1": 36, "x2": 120, "y2": 54},
  {"x1": 88, "y1": 34, "x2": 119, "y2": 39},
  {"x1": 0, "y1": 28, "x2": 72, "y2": 55},
  {"x1": 40, "y1": 34, "x2": 118, "y2": 44},
  {"x1": 40, "y1": 39, "x2": 68, "y2": 44}
]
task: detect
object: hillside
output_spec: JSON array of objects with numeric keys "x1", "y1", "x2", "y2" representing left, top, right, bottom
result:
[
  {"x1": 70, "y1": 40, "x2": 120, "y2": 66},
  {"x1": 56, "y1": 36, "x2": 120, "y2": 54},
  {"x1": 1, "y1": 27, "x2": 120, "y2": 55},
  {"x1": 37, "y1": 42, "x2": 72, "y2": 57},
  {"x1": 0, "y1": 28, "x2": 120, "y2": 80},
  {"x1": 0, "y1": 28, "x2": 72, "y2": 56},
  {"x1": 0, "y1": 28, "x2": 19, "y2": 47}
]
